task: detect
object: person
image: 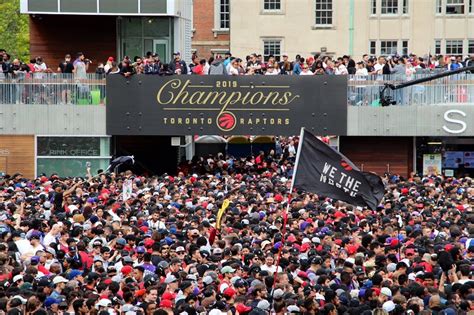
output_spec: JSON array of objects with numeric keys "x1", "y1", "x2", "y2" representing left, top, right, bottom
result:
[
  {"x1": 57, "y1": 54, "x2": 74, "y2": 74},
  {"x1": 299, "y1": 63, "x2": 313, "y2": 75},
  {"x1": 279, "y1": 53, "x2": 293, "y2": 75},
  {"x1": 104, "y1": 57, "x2": 114, "y2": 73},
  {"x1": 192, "y1": 59, "x2": 207, "y2": 75},
  {"x1": 73, "y1": 52, "x2": 89, "y2": 80},
  {"x1": 33, "y1": 57, "x2": 47, "y2": 79},
  {"x1": 168, "y1": 52, "x2": 188, "y2": 75}
]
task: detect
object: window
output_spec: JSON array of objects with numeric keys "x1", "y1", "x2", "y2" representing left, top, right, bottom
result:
[
  {"x1": 469, "y1": 40, "x2": 474, "y2": 54},
  {"x1": 403, "y1": 0, "x2": 408, "y2": 13},
  {"x1": 381, "y1": 0, "x2": 398, "y2": 14},
  {"x1": 36, "y1": 137, "x2": 111, "y2": 177},
  {"x1": 445, "y1": 40, "x2": 463, "y2": 54},
  {"x1": 446, "y1": 0, "x2": 465, "y2": 14},
  {"x1": 402, "y1": 40, "x2": 408, "y2": 55},
  {"x1": 263, "y1": 40, "x2": 281, "y2": 61},
  {"x1": 219, "y1": 0, "x2": 230, "y2": 29},
  {"x1": 435, "y1": 40, "x2": 441, "y2": 54},
  {"x1": 436, "y1": 0, "x2": 442, "y2": 13},
  {"x1": 315, "y1": 0, "x2": 333, "y2": 25},
  {"x1": 264, "y1": 0, "x2": 281, "y2": 10},
  {"x1": 371, "y1": 0, "x2": 377, "y2": 14},
  {"x1": 470, "y1": 0, "x2": 473, "y2": 12},
  {"x1": 380, "y1": 40, "x2": 398, "y2": 55},
  {"x1": 370, "y1": 41, "x2": 376, "y2": 55}
]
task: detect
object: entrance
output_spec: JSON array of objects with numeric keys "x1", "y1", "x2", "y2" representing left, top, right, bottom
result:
[
  {"x1": 113, "y1": 136, "x2": 178, "y2": 175},
  {"x1": 153, "y1": 39, "x2": 170, "y2": 63}
]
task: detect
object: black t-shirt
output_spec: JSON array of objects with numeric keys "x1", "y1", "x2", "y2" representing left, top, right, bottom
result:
[{"x1": 59, "y1": 61, "x2": 74, "y2": 73}]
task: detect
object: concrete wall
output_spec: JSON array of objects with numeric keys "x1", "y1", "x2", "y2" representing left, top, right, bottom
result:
[
  {"x1": 347, "y1": 104, "x2": 474, "y2": 136},
  {"x1": 1, "y1": 103, "x2": 474, "y2": 137},
  {"x1": 0, "y1": 105, "x2": 106, "y2": 135}
]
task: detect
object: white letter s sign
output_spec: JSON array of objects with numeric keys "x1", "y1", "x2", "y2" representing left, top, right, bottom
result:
[{"x1": 443, "y1": 110, "x2": 467, "y2": 134}]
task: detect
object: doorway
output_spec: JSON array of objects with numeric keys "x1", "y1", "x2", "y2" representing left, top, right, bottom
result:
[{"x1": 153, "y1": 39, "x2": 170, "y2": 63}]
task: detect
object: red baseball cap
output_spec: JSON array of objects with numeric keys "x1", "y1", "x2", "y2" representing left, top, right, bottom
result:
[
  {"x1": 236, "y1": 304, "x2": 252, "y2": 314},
  {"x1": 223, "y1": 287, "x2": 236, "y2": 298},
  {"x1": 159, "y1": 299, "x2": 173, "y2": 308},
  {"x1": 162, "y1": 292, "x2": 177, "y2": 300},
  {"x1": 121, "y1": 266, "x2": 133, "y2": 275}
]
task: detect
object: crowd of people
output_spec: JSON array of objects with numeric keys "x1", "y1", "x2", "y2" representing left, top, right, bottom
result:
[
  {"x1": 1, "y1": 47, "x2": 474, "y2": 79},
  {"x1": 0, "y1": 136, "x2": 473, "y2": 315}
]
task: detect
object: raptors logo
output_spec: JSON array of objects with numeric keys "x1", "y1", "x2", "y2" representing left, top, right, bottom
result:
[
  {"x1": 217, "y1": 111, "x2": 237, "y2": 132},
  {"x1": 340, "y1": 160, "x2": 353, "y2": 171}
]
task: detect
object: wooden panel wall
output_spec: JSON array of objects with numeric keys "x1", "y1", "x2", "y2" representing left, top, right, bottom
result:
[
  {"x1": 340, "y1": 137, "x2": 413, "y2": 178},
  {"x1": 0, "y1": 135, "x2": 35, "y2": 179},
  {"x1": 29, "y1": 15, "x2": 117, "y2": 72}
]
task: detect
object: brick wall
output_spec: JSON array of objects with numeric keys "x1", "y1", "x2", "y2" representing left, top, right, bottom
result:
[{"x1": 192, "y1": 0, "x2": 230, "y2": 59}]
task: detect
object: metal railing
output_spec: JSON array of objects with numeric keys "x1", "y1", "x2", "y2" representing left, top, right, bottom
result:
[
  {"x1": 347, "y1": 73, "x2": 474, "y2": 106},
  {"x1": 0, "y1": 73, "x2": 106, "y2": 105},
  {"x1": 1, "y1": 72, "x2": 474, "y2": 106}
]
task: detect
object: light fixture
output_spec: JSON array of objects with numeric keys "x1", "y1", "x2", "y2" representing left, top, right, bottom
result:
[{"x1": 427, "y1": 141, "x2": 442, "y2": 145}]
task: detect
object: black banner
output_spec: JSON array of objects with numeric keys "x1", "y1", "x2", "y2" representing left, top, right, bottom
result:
[
  {"x1": 106, "y1": 75, "x2": 347, "y2": 135},
  {"x1": 293, "y1": 129, "x2": 384, "y2": 210}
]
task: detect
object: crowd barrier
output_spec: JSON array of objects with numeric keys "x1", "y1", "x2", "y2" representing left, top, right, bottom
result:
[{"x1": 0, "y1": 73, "x2": 473, "y2": 106}]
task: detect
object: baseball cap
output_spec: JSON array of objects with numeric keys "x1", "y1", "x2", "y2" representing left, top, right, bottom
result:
[
  {"x1": 165, "y1": 274, "x2": 178, "y2": 284},
  {"x1": 236, "y1": 304, "x2": 252, "y2": 314},
  {"x1": 221, "y1": 266, "x2": 235, "y2": 274},
  {"x1": 383, "y1": 300, "x2": 396, "y2": 312},
  {"x1": 257, "y1": 300, "x2": 270, "y2": 310},
  {"x1": 52, "y1": 276, "x2": 68, "y2": 285},
  {"x1": 159, "y1": 299, "x2": 173, "y2": 308},
  {"x1": 381, "y1": 287, "x2": 392, "y2": 298},
  {"x1": 12, "y1": 275, "x2": 23, "y2": 283}
]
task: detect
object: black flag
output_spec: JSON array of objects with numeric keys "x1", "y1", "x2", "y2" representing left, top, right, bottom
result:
[
  {"x1": 106, "y1": 155, "x2": 135, "y2": 173},
  {"x1": 292, "y1": 129, "x2": 384, "y2": 210}
]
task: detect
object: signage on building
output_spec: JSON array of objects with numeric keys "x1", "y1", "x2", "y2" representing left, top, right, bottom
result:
[
  {"x1": 423, "y1": 154, "x2": 442, "y2": 176},
  {"x1": 106, "y1": 75, "x2": 348, "y2": 136}
]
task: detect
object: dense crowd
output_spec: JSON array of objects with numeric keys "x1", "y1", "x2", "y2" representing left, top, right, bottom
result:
[
  {"x1": 0, "y1": 136, "x2": 473, "y2": 315},
  {"x1": 1, "y1": 47, "x2": 474, "y2": 79}
]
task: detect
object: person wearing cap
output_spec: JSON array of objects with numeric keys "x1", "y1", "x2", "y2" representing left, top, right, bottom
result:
[
  {"x1": 50, "y1": 276, "x2": 68, "y2": 299},
  {"x1": 168, "y1": 52, "x2": 187, "y2": 75}
]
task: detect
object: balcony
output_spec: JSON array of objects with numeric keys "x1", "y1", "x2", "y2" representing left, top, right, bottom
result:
[
  {"x1": 1, "y1": 73, "x2": 473, "y2": 106},
  {"x1": 1, "y1": 73, "x2": 473, "y2": 137}
]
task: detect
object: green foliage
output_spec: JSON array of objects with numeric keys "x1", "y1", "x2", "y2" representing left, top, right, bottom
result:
[{"x1": 0, "y1": 0, "x2": 29, "y2": 62}]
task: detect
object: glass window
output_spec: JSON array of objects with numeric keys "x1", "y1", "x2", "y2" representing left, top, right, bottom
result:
[
  {"x1": 381, "y1": 0, "x2": 398, "y2": 14},
  {"x1": 446, "y1": 0, "x2": 465, "y2": 14},
  {"x1": 403, "y1": 0, "x2": 408, "y2": 13},
  {"x1": 263, "y1": 40, "x2": 281, "y2": 61},
  {"x1": 470, "y1": 0, "x2": 473, "y2": 12},
  {"x1": 380, "y1": 40, "x2": 398, "y2": 55},
  {"x1": 445, "y1": 40, "x2": 463, "y2": 54},
  {"x1": 37, "y1": 137, "x2": 105, "y2": 156},
  {"x1": 37, "y1": 158, "x2": 110, "y2": 178},
  {"x1": 370, "y1": 41, "x2": 376, "y2": 55},
  {"x1": 264, "y1": 0, "x2": 281, "y2": 10},
  {"x1": 435, "y1": 40, "x2": 441, "y2": 54},
  {"x1": 371, "y1": 0, "x2": 377, "y2": 14},
  {"x1": 402, "y1": 40, "x2": 408, "y2": 55},
  {"x1": 436, "y1": 0, "x2": 442, "y2": 13},
  {"x1": 220, "y1": 0, "x2": 230, "y2": 29},
  {"x1": 468, "y1": 40, "x2": 474, "y2": 54},
  {"x1": 315, "y1": 0, "x2": 333, "y2": 25}
]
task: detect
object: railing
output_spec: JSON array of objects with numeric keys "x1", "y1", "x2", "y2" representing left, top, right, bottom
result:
[
  {"x1": 1, "y1": 73, "x2": 474, "y2": 106},
  {"x1": 0, "y1": 74, "x2": 106, "y2": 105},
  {"x1": 347, "y1": 73, "x2": 474, "y2": 106}
]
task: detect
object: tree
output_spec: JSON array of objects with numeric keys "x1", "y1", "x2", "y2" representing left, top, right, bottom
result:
[{"x1": 0, "y1": 0, "x2": 29, "y2": 62}]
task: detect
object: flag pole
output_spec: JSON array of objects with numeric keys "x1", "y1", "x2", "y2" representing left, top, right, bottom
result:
[{"x1": 270, "y1": 128, "x2": 305, "y2": 311}]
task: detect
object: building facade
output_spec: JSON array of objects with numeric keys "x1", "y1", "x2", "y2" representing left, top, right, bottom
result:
[
  {"x1": 230, "y1": 0, "x2": 474, "y2": 60},
  {"x1": 21, "y1": 0, "x2": 193, "y2": 67},
  {"x1": 192, "y1": 0, "x2": 230, "y2": 57}
]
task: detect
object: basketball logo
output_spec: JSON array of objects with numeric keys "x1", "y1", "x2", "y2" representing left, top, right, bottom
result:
[{"x1": 217, "y1": 111, "x2": 237, "y2": 132}]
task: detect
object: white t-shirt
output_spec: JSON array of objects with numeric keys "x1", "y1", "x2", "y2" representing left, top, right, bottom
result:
[{"x1": 261, "y1": 264, "x2": 282, "y2": 274}]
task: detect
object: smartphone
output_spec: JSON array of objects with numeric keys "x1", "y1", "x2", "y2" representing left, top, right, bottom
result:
[{"x1": 86, "y1": 161, "x2": 91, "y2": 168}]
